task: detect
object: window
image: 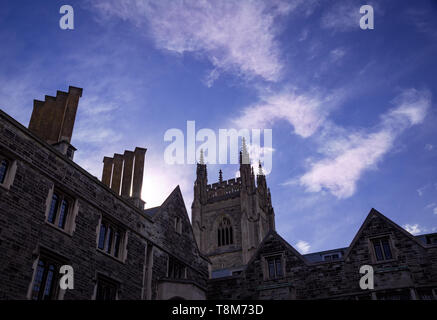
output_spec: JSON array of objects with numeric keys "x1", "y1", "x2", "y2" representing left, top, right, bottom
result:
[
  {"x1": 417, "y1": 288, "x2": 434, "y2": 300},
  {"x1": 372, "y1": 237, "x2": 393, "y2": 261},
  {"x1": 95, "y1": 275, "x2": 118, "y2": 300},
  {"x1": 322, "y1": 251, "x2": 342, "y2": 261},
  {"x1": 46, "y1": 191, "x2": 73, "y2": 231},
  {"x1": 97, "y1": 219, "x2": 124, "y2": 259},
  {"x1": 217, "y1": 217, "x2": 233, "y2": 247},
  {"x1": 168, "y1": 256, "x2": 186, "y2": 279},
  {"x1": 376, "y1": 289, "x2": 410, "y2": 300},
  {"x1": 266, "y1": 255, "x2": 284, "y2": 279},
  {"x1": 426, "y1": 235, "x2": 437, "y2": 245},
  {"x1": 0, "y1": 159, "x2": 9, "y2": 184},
  {"x1": 30, "y1": 253, "x2": 65, "y2": 300},
  {"x1": 174, "y1": 216, "x2": 182, "y2": 234},
  {"x1": 0, "y1": 154, "x2": 16, "y2": 189}
]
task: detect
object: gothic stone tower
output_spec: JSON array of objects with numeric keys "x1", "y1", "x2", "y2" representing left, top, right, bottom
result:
[{"x1": 191, "y1": 147, "x2": 275, "y2": 273}]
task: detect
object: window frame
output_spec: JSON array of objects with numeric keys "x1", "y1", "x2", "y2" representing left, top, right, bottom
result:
[
  {"x1": 94, "y1": 274, "x2": 119, "y2": 300},
  {"x1": 97, "y1": 217, "x2": 126, "y2": 261},
  {"x1": 322, "y1": 252, "x2": 341, "y2": 261},
  {"x1": 174, "y1": 216, "x2": 182, "y2": 234},
  {"x1": 217, "y1": 216, "x2": 234, "y2": 247},
  {"x1": 45, "y1": 186, "x2": 77, "y2": 234},
  {"x1": 167, "y1": 256, "x2": 187, "y2": 280},
  {"x1": 0, "y1": 158, "x2": 9, "y2": 184},
  {"x1": 263, "y1": 253, "x2": 285, "y2": 280},
  {"x1": 28, "y1": 249, "x2": 68, "y2": 301},
  {"x1": 370, "y1": 235, "x2": 396, "y2": 263},
  {"x1": 0, "y1": 153, "x2": 17, "y2": 190}
]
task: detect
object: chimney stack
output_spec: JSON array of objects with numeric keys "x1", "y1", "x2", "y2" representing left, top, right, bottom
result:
[
  {"x1": 101, "y1": 147, "x2": 147, "y2": 210},
  {"x1": 28, "y1": 86, "x2": 83, "y2": 160}
]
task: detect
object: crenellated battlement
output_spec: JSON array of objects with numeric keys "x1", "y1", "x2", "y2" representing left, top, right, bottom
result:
[
  {"x1": 206, "y1": 177, "x2": 241, "y2": 201},
  {"x1": 207, "y1": 177, "x2": 241, "y2": 190}
]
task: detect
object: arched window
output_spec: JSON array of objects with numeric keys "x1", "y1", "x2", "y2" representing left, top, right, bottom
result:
[{"x1": 218, "y1": 217, "x2": 233, "y2": 247}]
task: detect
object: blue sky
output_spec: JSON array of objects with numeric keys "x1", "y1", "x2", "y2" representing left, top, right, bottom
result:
[{"x1": 1, "y1": 0, "x2": 436, "y2": 254}]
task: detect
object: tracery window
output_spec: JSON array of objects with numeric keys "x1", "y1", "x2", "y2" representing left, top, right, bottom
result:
[{"x1": 217, "y1": 217, "x2": 233, "y2": 247}]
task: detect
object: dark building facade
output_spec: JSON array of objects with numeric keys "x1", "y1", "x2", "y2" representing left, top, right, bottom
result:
[
  {"x1": 1, "y1": 86, "x2": 436, "y2": 300},
  {"x1": 0, "y1": 86, "x2": 209, "y2": 300},
  {"x1": 191, "y1": 149, "x2": 275, "y2": 274},
  {"x1": 196, "y1": 159, "x2": 437, "y2": 300}
]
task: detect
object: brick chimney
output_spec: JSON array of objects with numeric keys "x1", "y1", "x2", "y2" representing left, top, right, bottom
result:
[
  {"x1": 28, "y1": 86, "x2": 83, "y2": 160},
  {"x1": 101, "y1": 147, "x2": 147, "y2": 209}
]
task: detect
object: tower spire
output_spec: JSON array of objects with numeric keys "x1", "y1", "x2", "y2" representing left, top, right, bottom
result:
[
  {"x1": 199, "y1": 148, "x2": 205, "y2": 164},
  {"x1": 241, "y1": 137, "x2": 250, "y2": 165},
  {"x1": 219, "y1": 169, "x2": 223, "y2": 183},
  {"x1": 258, "y1": 160, "x2": 263, "y2": 175}
]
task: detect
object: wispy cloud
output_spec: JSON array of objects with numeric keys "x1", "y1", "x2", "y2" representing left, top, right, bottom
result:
[
  {"x1": 330, "y1": 48, "x2": 347, "y2": 62},
  {"x1": 232, "y1": 89, "x2": 343, "y2": 138},
  {"x1": 298, "y1": 88, "x2": 431, "y2": 199},
  {"x1": 92, "y1": 0, "x2": 306, "y2": 83},
  {"x1": 74, "y1": 95, "x2": 122, "y2": 145},
  {"x1": 321, "y1": 1, "x2": 362, "y2": 32},
  {"x1": 425, "y1": 144, "x2": 434, "y2": 151},
  {"x1": 295, "y1": 240, "x2": 311, "y2": 253},
  {"x1": 417, "y1": 184, "x2": 429, "y2": 197},
  {"x1": 403, "y1": 224, "x2": 422, "y2": 235}
]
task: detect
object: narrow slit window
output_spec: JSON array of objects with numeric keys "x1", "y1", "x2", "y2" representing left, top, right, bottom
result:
[{"x1": 0, "y1": 159, "x2": 9, "y2": 184}]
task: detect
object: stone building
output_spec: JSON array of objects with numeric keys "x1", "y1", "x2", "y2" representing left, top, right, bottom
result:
[
  {"x1": 0, "y1": 86, "x2": 209, "y2": 300},
  {"x1": 200, "y1": 158, "x2": 437, "y2": 299},
  {"x1": 191, "y1": 145, "x2": 275, "y2": 274},
  {"x1": 1, "y1": 86, "x2": 436, "y2": 301}
]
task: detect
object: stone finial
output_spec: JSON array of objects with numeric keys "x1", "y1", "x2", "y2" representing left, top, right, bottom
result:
[
  {"x1": 199, "y1": 149, "x2": 205, "y2": 164},
  {"x1": 219, "y1": 169, "x2": 223, "y2": 183},
  {"x1": 258, "y1": 161, "x2": 263, "y2": 175},
  {"x1": 241, "y1": 137, "x2": 250, "y2": 165}
]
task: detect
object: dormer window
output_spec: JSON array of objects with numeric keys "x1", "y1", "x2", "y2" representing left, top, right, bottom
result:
[
  {"x1": 322, "y1": 251, "x2": 342, "y2": 261},
  {"x1": 264, "y1": 254, "x2": 284, "y2": 280},
  {"x1": 371, "y1": 237, "x2": 393, "y2": 261},
  {"x1": 218, "y1": 217, "x2": 233, "y2": 247}
]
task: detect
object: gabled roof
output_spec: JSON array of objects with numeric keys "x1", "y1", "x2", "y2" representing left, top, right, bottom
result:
[
  {"x1": 145, "y1": 185, "x2": 211, "y2": 263},
  {"x1": 343, "y1": 208, "x2": 427, "y2": 260},
  {"x1": 244, "y1": 208, "x2": 430, "y2": 268},
  {"x1": 246, "y1": 229, "x2": 308, "y2": 267}
]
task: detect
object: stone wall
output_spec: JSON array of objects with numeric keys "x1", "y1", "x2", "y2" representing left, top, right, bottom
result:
[
  {"x1": 0, "y1": 110, "x2": 209, "y2": 300},
  {"x1": 208, "y1": 210, "x2": 437, "y2": 300}
]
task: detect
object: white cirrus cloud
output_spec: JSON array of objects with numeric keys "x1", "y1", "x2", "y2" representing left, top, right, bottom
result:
[
  {"x1": 403, "y1": 224, "x2": 422, "y2": 235},
  {"x1": 232, "y1": 89, "x2": 343, "y2": 138},
  {"x1": 297, "y1": 88, "x2": 431, "y2": 199},
  {"x1": 295, "y1": 240, "x2": 311, "y2": 253},
  {"x1": 425, "y1": 144, "x2": 434, "y2": 151},
  {"x1": 92, "y1": 0, "x2": 307, "y2": 83}
]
